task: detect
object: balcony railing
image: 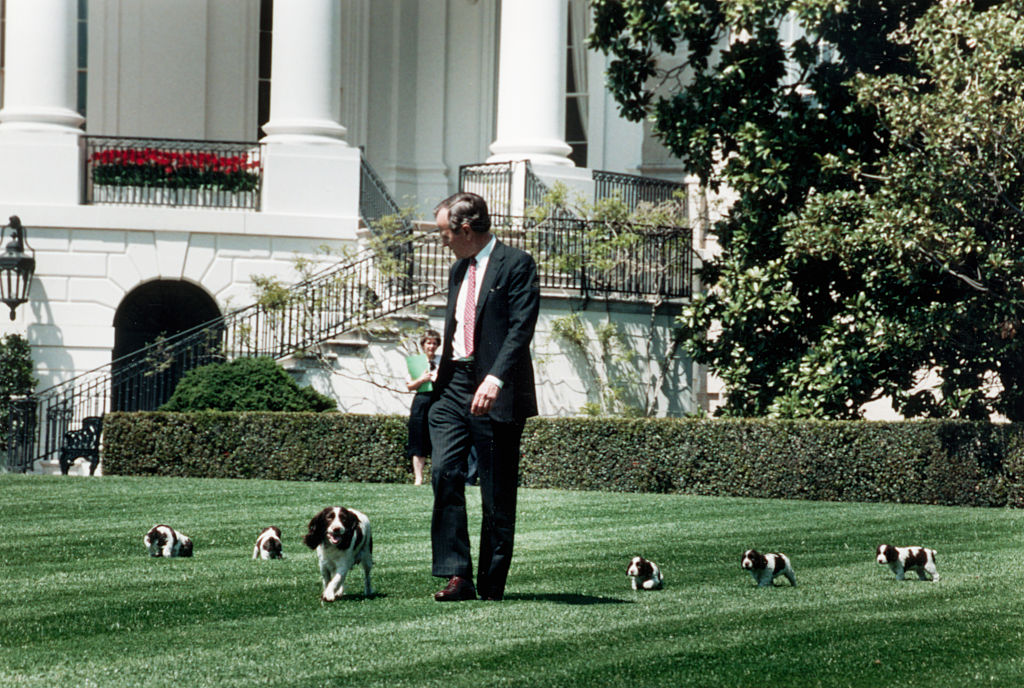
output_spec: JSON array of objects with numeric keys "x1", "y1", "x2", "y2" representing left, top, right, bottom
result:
[
  {"x1": 592, "y1": 170, "x2": 687, "y2": 212},
  {"x1": 496, "y1": 214, "x2": 693, "y2": 299},
  {"x1": 84, "y1": 136, "x2": 262, "y2": 210},
  {"x1": 460, "y1": 162, "x2": 689, "y2": 216}
]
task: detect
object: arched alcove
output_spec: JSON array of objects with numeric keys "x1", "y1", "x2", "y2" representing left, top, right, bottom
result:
[{"x1": 111, "y1": 280, "x2": 221, "y2": 411}]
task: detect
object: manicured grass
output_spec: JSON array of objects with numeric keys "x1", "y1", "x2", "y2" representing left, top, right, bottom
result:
[{"x1": 1, "y1": 475, "x2": 1023, "y2": 687}]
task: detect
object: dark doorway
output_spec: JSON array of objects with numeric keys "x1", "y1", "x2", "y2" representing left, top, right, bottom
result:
[{"x1": 111, "y1": 280, "x2": 221, "y2": 411}]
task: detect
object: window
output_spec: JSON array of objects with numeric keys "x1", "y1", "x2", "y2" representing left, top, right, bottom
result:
[
  {"x1": 565, "y1": 2, "x2": 588, "y2": 167},
  {"x1": 77, "y1": 0, "x2": 87, "y2": 118},
  {"x1": 258, "y1": 0, "x2": 272, "y2": 139}
]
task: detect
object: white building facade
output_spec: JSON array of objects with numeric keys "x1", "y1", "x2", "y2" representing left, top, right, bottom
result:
[{"x1": 0, "y1": 0, "x2": 715, "y2": 472}]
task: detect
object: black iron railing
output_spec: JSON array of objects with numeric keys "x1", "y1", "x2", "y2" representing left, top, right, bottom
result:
[
  {"x1": 524, "y1": 163, "x2": 550, "y2": 211},
  {"x1": 496, "y1": 215, "x2": 693, "y2": 299},
  {"x1": 459, "y1": 162, "x2": 516, "y2": 216},
  {"x1": 593, "y1": 170, "x2": 687, "y2": 213},
  {"x1": 359, "y1": 154, "x2": 416, "y2": 236},
  {"x1": 84, "y1": 136, "x2": 263, "y2": 210},
  {"x1": 460, "y1": 162, "x2": 688, "y2": 218}
]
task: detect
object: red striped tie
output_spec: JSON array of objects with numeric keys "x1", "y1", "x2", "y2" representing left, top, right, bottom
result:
[{"x1": 464, "y1": 258, "x2": 476, "y2": 356}]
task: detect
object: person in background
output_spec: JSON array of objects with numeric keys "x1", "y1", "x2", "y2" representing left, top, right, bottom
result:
[
  {"x1": 428, "y1": 191, "x2": 540, "y2": 602},
  {"x1": 406, "y1": 329, "x2": 441, "y2": 486}
]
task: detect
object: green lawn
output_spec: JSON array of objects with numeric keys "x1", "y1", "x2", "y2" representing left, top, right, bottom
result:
[{"x1": 1, "y1": 474, "x2": 1023, "y2": 687}]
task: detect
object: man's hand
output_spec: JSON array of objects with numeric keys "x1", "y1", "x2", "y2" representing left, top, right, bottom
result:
[{"x1": 470, "y1": 379, "x2": 501, "y2": 416}]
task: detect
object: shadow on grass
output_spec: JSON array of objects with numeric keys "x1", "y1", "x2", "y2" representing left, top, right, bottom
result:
[
  {"x1": 503, "y1": 593, "x2": 632, "y2": 605},
  {"x1": 322, "y1": 591, "x2": 387, "y2": 604}
]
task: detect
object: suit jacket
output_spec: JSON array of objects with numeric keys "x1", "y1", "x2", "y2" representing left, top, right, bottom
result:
[{"x1": 433, "y1": 239, "x2": 540, "y2": 423}]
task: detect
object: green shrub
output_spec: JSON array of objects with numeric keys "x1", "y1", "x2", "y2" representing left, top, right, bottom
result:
[
  {"x1": 159, "y1": 357, "x2": 336, "y2": 412},
  {"x1": 102, "y1": 413, "x2": 1024, "y2": 506},
  {"x1": 0, "y1": 334, "x2": 36, "y2": 451}
]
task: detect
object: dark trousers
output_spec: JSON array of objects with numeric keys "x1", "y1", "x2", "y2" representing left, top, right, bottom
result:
[{"x1": 428, "y1": 365, "x2": 524, "y2": 598}]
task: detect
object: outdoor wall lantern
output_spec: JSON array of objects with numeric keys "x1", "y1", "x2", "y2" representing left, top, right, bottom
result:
[{"x1": 0, "y1": 216, "x2": 36, "y2": 320}]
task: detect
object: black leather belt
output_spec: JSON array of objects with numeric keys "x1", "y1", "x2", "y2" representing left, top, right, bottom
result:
[{"x1": 452, "y1": 358, "x2": 475, "y2": 370}]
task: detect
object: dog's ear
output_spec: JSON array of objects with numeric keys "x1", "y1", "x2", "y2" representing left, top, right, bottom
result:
[
  {"x1": 271, "y1": 526, "x2": 281, "y2": 538},
  {"x1": 180, "y1": 538, "x2": 193, "y2": 557},
  {"x1": 304, "y1": 509, "x2": 328, "y2": 548},
  {"x1": 335, "y1": 509, "x2": 359, "y2": 550}
]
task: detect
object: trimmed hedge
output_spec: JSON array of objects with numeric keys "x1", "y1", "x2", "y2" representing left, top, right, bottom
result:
[
  {"x1": 102, "y1": 412, "x2": 410, "y2": 484},
  {"x1": 101, "y1": 414, "x2": 1024, "y2": 508}
]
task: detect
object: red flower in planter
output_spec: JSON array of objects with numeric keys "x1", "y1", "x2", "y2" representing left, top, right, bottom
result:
[{"x1": 91, "y1": 145, "x2": 260, "y2": 192}]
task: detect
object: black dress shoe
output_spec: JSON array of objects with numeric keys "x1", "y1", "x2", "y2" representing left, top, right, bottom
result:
[{"x1": 434, "y1": 576, "x2": 476, "y2": 601}]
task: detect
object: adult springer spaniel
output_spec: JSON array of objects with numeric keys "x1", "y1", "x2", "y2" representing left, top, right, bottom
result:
[
  {"x1": 741, "y1": 549, "x2": 796, "y2": 587},
  {"x1": 252, "y1": 526, "x2": 283, "y2": 560},
  {"x1": 876, "y1": 544, "x2": 939, "y2": 581},
  {"x1": 144, "y1": 524, "x2": 193, "y2": 558},
  {"x1": 303, "y1": 507, "x2": 374, "y2": 602}
]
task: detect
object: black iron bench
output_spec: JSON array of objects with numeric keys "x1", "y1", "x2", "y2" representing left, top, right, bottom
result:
[{"x1": 59, "y1": 416, "x2": 103, "y2": 475}]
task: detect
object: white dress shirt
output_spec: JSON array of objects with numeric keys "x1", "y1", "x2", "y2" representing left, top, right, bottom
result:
[{"x1": 451, "y1": 235, "x2": 504, "y2": 389}]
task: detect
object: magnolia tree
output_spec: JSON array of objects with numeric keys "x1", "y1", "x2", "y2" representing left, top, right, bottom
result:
[
  {"x1": 789, "y1": 0, "x2": 1024, "y2": 420},
  {"x1": 591, "y1": 0, "x2": 1024, "y2": 419}
]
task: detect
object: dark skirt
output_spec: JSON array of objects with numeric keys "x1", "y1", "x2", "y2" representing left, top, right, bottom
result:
[{"x1": 407, "y1": 392, "x2": 433, "y2": 458}]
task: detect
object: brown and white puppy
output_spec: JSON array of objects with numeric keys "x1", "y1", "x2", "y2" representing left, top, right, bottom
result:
[
  {"x1": 252, "y1": 526, "x2": 283, "y2": 560},
  {"x1": 303, "y1": 507, "x2": 374, "y2": 602},
  {"x1": 876, "y1": 544, "x2": 939, "y2": 581},
  {"x1": 741, "y1": 549, "x2": 796, "y2": 587},
  {"x1": 144, "y1": 524, "x2": 193, "y2": 558},
  {"x1": 626, "y1": 555, "x2": 664, "y2": 590}
]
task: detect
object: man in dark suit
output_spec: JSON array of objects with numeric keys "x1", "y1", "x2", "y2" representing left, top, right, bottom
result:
[{"x1": 428, "y1": 191, "x2": 540, "y2": 602}]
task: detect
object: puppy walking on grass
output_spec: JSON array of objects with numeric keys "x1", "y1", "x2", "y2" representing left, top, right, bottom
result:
[
  {"x1": 741, "y1": 549, "x2": 796, "y2": 587},
  {"x1": 876, "y1": 544, "x2": 939, "y2": 581}
]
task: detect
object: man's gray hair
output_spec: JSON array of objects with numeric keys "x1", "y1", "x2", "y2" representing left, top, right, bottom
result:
[{"x1": 435, "y1": 192, "x2": 490, "y2": 233}]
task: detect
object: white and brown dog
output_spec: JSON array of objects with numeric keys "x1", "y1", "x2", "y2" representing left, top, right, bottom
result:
[
  {"x1": 303, "y1": 507, "x2": 374, "y2": 602},
  {"x1": 741, "y1": 549, "x2": 796, "y2": 587},
  {"x1": 876, "y1": 544, "x2": 939, "y2": 581},
  {"x1": 252, "y1": 526, "x2": 283, "y2": 560},
  {"x1": 626, "y1": 556, "x2": 664, "y2": 590},
  {"x1": 144, "y1": 524, "x2": 193, "y2": 558}
]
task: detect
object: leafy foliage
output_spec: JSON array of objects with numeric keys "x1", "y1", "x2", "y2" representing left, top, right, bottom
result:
[
  {"x1": 0, "y1": 334, "x2": 35, "y2": 451},
  {"x1": 788, "y1": 0, "x2": 1024, "y2": 420},
  {"x1": 159, "y1": 357, "x2": 336, "y2": 412},
  {"x1": 589, "y1": 0, "x2": 941, "y2": 417}
]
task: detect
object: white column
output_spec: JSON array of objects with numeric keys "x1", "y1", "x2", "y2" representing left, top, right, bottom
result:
[
  {"x1": 261, "y1": 0, "x2": 347, "y2": 143},
  {"x1": 0, "y1": 0, "x2": 83, "y2": 132},
  {"x1": 487, "y1": 0, "x2": 573, "y2": 167},
  {"x1": 0, "y1": 0, "x2": 83, "y2": 206},
  {"x1": 259, "y1": 0, "x2": 360, "y2": 223}
]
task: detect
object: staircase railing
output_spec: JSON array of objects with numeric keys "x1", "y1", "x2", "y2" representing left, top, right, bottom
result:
[{"x1": 360, "y1": 154, "x2": 416, "y2": 237}]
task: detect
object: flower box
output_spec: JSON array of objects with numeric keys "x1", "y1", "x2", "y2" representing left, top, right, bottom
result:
[{"x1": 89, "y1": 146, "x2": 260, "y2": 208}]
